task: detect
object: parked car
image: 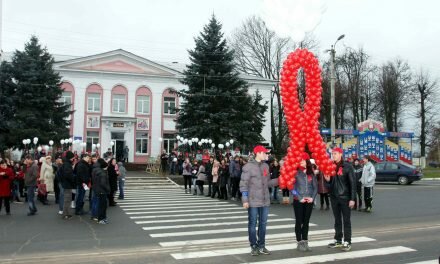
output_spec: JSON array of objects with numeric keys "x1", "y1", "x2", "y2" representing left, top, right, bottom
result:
[
  {"x1": 428, "y1": 161, "x2": 440, "y2": 168},
  {"x1": 374, "y1": 161, "x2": 423, "y2": 185}
]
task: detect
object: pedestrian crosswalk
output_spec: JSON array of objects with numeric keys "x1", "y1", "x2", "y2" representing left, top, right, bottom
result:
[{"x1": 118, "y1": 176, "x2": 429, "y2": 264}]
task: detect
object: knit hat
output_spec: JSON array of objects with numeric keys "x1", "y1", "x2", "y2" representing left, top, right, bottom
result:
[{"x1": 65, "y1": 151, "x2": 74, "y2": 160}]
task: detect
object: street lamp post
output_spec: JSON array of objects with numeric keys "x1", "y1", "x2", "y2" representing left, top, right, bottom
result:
[{"x1": 328, "y1": 34, "x2": 345, "y2": 146}]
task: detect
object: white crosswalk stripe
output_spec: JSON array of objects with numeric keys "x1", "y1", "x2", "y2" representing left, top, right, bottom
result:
[
  {"x1": 241, "y1": 246, "x2": 416, "y2": 264},
  {"x1": 171, "y1": 237, "x2": 376, "y2": 259},
  {"x1": 120, "y1": 174, "x2": 420, "y2": 263},
  {"x1": 405, "y1": 261, "x2": 439, "y2": 264}
]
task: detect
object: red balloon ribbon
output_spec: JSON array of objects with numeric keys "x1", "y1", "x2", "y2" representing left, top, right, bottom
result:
[{"x1": 279, "y1": 49, "x2": 336, "y2": 190}]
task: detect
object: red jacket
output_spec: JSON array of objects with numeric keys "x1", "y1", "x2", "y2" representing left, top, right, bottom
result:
[{"x1": 0, "y1": 167, "x2": 14, "y2": 197}]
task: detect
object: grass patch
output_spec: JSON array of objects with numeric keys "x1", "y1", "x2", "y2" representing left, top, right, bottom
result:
[{"x1": 422, "y1": 167, "x2": 440, "y2": 178}]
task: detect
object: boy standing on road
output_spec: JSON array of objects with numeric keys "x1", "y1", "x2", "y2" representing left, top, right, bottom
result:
[
  {"x1": 324, "y1": 147, "x2": 356, "y2": 251},
  {"x1": 240, "y1": 145, "x2": 278, "y2": 256},
  {"x1": 360, "y1": 155, "x2": 376, "y2": 212}
]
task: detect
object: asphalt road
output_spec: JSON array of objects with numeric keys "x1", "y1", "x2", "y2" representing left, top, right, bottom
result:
[{"x1": 0, "y1": 173, "x2": 439, "y2": 264}]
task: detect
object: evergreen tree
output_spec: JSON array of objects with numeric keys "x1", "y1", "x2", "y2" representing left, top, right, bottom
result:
[
  {"x1": 0, "y1": 62, "x2": 16, "y2": 153},
  {"x1": 177, "y1": 16, "x2": 267, "y2": 147},
  {"x1": 5, "y1": 36, "x2": 71, "y2": 149}
]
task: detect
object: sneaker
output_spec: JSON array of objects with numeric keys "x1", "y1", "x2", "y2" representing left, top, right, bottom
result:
[
  {"x1": 250, "y1": 246, "x2": 259, "y2": 256},
  {"x1": 58, "y1": 210, "x2": 63, "y2": 215},
  {"x1": 328, "y1": 240, "x2": 343, "y2": 248},
  {"x1": 341, "y1": 241, "x2": 352, "y2": 251},
  {"x1": 91, "y1": 217, "x2": 98, "y2": 222},
  {"x1": 298, "y1": 241, "x2": 307, "y2": 252},
  {"x1": 365, "y1": 207, "x2": 372, "y2": 213},
  {"x1": 231, "y1": 197, "x2": 236, "y2": 201},
  {"x1": 98, "y1": 220, "x2": 108, "y2": 225},
  {"x1": 258, "y1": 247, "x2": 271, "y2": 255},
  {"x1": 63, "y1": 215, "x2": 73, "y2": 220},
  {"x1": 304, "y1": 240, "x2": 312, "y2": 251},
  {"x1": 70, "y1": 201, "x2": 75, "y2": 209}
]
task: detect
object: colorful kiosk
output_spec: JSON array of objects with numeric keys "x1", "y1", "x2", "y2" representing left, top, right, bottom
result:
[{"x1": 322, "y1": 120, "x2": 414, "y2": 164}]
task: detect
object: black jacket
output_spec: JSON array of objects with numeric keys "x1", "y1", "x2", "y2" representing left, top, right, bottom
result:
[
  {"x1": 107, "y1": 164, "x2": 118, "y2": 192},
  {"x1": 328, "y1": 161, "x2": 356, "y2": 200},
  {"x1": 60, "y1": 159, "x2": 75, "y2": 189},
  {"x1": 92, "y1": 163, "x2": 110, "y2": 194},
  {"x1": 76, "y1": 160, "x2": 91, "y2": 186}
]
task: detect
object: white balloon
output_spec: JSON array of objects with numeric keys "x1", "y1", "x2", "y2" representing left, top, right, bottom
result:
[
  {"x1": 68, "y1": 138, "x2": 73, "y2": 143},
  {"x1": 158, "y1": 137, "x2": 163, "y2": 142},
  {"x1": 198, "y1": 142, "x2": 202, "y2": 146},
  {"x1": 211, "y1": 143, "x2": 215, "y2": 148},
  {"x1": 188, "y1": 140, "x2": 193, "y2": 145},
  {"x1": 230, "y1": 139, "x2": 234, "y2": 144},
  {"x1": 183, "y1": 139, "x2": 188, "y2": 144},
  {"x1": 60, "y1": 139, "x2": 65, "y2": 144},
  {"x1": 194, "y1": 138, "x2": 199, "y2": 143},
  {"x1": 92, "y1": 144, "x2": 96, "y2": 149},
  {"x1": 22, "y1": 139, "x2": 27, "y2": 145},
  {"x1": 49, "y1": 140, "x2": 54, "y2": 146},
  {"x1": 176, "y1": 135, "x2": 181, "y2": 140},
  {"x1": 33, "y1": 137, "x2": 38, "y2": 144},
  {"x1": 44, "y1": 145, "x2": 50, "y2": 151},
  {"x1": 226, "y1": 142, "x2": 230, "y2": 147},
  {"x1": 110, "y1": 141, "x2": 115, "y2": 146},
  {"x1": 37, "y1": 146, "x2": 42, "y2": 152},
  {"x1": 96, "y1": 143, "x2": 101, "y2": 148},
  {"x1": 208, "y1": 139, "x2": 213, "y2": 144},
  {"x1": 82, "y1": 142, "x2": 87, "y2": 147}
]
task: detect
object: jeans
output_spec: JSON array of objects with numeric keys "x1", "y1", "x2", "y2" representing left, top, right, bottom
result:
[
  {"x1": 183, "y1": 175, "x2": 192, "y2": 190},
  {"x1": 248, "y1": 206, "x2": 269, "y2": 248},
  {"x1": 364, "y1": 187, "x2": 373, "y2": 208},
  {"x1": 58, "y1": 183, "x2": 64, "y2": 212},
  {"x1": 27, "y1": 186, "x2": 37, "y2": 214},
  {"x1": 271, "y1": 186, "x2": 279, "y2": 201},
  {"x1": 63, "y1": 189, "x2": 72, "y2": 217},
  {"x1": 231, "y1": 177, "x2": 241, "y2": 198},
  {"x1": 98, "y1": 193, "x2": 108, "y2": 221},
  {"x1": 118, "y1": 178, "x2": 125, "y2": 199},
  {"x1": 293, "y1": 200, "x2": 314, "y2": 241},
  {"x1": 75, "y1": 186, "x2": 86, "y2": 214},
  {"x1": 170, "y1": 162, "x2": 176, "y2": 175},
  {"x1": 330, "y1": 197, "x2": 352, "y2": 243},
  {"x1": 12, "y1": 180, "x2": 20, "y2": 201},
  {"x1": 91, "y1": 191, "x2": 99, "y2": 217}
]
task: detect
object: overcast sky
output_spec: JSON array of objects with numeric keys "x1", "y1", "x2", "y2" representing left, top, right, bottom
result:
[{"x1": 1, "y1": 0, "x2": 439, "y2": 135}]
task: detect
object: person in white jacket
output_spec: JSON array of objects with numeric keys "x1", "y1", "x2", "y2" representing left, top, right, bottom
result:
[{"x1": 360, "y1": 155, "x2": 376, "y2": 212}]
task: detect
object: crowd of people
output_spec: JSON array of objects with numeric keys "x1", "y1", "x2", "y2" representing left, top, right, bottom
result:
[{"x1": 0, "y1": 149, "x2": 126, "y2": 225}]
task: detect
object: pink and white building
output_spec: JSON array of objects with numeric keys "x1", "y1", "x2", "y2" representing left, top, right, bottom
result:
[{"x1": 9, "y1": 49, "x2": 275, "y2": 163}]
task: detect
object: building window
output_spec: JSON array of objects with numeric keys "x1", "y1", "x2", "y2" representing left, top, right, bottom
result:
[
  {"x1": 112, "y1": 94, "x2": 126, "y2": 113},
  {"x1": 136, "y1": 132, "x2": 149, "y2": 154},
  {"x1": 59, "y1": 92, "x2": 72, "y2": 106},
  {"x1": 163, "y1": 97, "x2": 176, "y2": 115},
  {"x1": 163, "y1": 133, "x2": 176, "y2": 154},
  {"x1": 87, "y1": 93, "x2": 101, "y2": 112},
  {"x1": 86, "y1": 131, "x2": 100, "y2": 152},
  {"x1": 137, "y1": 95, "x2": 150, "y2": 115}
]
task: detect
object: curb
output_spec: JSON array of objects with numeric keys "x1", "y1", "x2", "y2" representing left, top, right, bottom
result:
[{"x1": 421, "y1": 178, "x2": 440, "y2": 181}]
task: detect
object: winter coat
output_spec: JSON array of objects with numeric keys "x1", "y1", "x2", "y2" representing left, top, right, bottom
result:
[
  {"x1": 212, "y1": 161, "x2": 220, "y2": 183},
  {"x1": 317, "y1": 171, "x2": 329, "y2": 194},
  {"x1": 182, "y1": 161, "x2": 192, "y2": 176},
  {"x1": 360, "y1": 162, "x2": 376, "y2": 187},
  {"x1": 229, "y1": 160, "x2": 241, "y2": 178},
  {"x1": 196, "y1": 165, "x2": 207, "y2": 182},
  {"x1": 0, "y1": 167, "x2": 14, "y2": 197},
  {"x1": 240, "y1": 160, "x2": 278, "y2": 207},
  {"x1": 219, "y1": 165, "x2": 229, "y2": 188},
  {"x1": 24, "y1": 162, "x2": 39, "y2": 187},
  {"x1": 270, "y1": 165, "x2": 280, "y2": 179},
  {"x1": 107, "y1": 164, "x2": 118, "y2": 192},
  {"x1": 353, "y1": 164, "x2": 363, "y2": 188},
  {"x1": 92, "y1": 163, "x2": 110, "y2": 195},
  {"x1": 75, "y1": 159, "x2": 91, "y2": 187},
  {"x1": 39, "y1": 162, "x2": 55, "y2": 192},
  {"x1": 327, "y1": 161, "x2": 356, "y2": 200},
  {"x1": 293, "y1": 169, "x2": 318, "y2": 201},
  {"x1": 117, "y1": 162, "x2": 126, "y2": 179},
  {"x1": 60, "y1": 159, "x2": 75, "y2": 189}
]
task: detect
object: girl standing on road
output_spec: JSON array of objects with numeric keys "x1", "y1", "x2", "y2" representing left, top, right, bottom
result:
[
  {"x1": 315, "y1": 164, "x2": 330, "y2": 210},
  {"x1": 292, "y1": 153, "x2": 318, "y2": 252},
  {"x1": 0, "y1": 160, "x2": 14, "y2": 215},
  {"x1": 182, "y1": 158, "x2": 192, "y2": 194}
]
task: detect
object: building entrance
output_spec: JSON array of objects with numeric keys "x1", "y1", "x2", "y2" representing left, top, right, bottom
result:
[{"x1": 111, "y1": 132, "x2": 125, "y2": 162}]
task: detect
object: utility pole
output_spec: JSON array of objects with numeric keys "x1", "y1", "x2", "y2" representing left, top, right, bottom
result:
[
  {"x1": 0, "y1": 0, "x2": 3, "y2": 61},
  {"x1": 328, "y1": 34, "x2": 345, "y2": 146}
]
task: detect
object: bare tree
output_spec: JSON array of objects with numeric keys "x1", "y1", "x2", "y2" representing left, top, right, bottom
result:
[
  {"x1": 377, "y1": 59, "x2": 412, "y2": 132},
  {"x1": 230, "y1": 15, "x2": 319, "y2": 155},
  {"x1": 410, "y1": 69, "x2": 439, "y2": 158}
]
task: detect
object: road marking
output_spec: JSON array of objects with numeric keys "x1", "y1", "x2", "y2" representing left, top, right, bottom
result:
[
  {"x1": 142, "y1": 218, "x2": 296, "y2": 230},
  {"x1": 171, "y1": 236, "x2": 375, "y2": 259},
  {"x1": 130, "y1": 211, "x2": 247, "y2": 219},
  {"x1": 150, "y1": 224, "x2": 296, "y2": 238},
  {"x1": 406, "y1": 260, "x2": 438, "y2": 264},
  {"x1": 241, "y1": 246, "x2": 416, "y2": 264},
  {"x1": 120, "y1": 201, "x2": 229, "y2": 208},
  {"x1": 135, "y1": 214, "x2": 277, "y2": 224},
  {"x1": 125, "y1": 207, "x2": 244, "y2": 215},
  {"x1": 122, "y1": 204, "x2": 237, "y2": 211},
  {"x1": 159, "y1": 229, "x2": 334, "y2": 247},
  {"x1": 118, "y1": 197, "x2": 210, "y2": 203}
]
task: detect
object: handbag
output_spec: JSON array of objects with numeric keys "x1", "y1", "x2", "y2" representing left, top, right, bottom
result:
[{"x1": 38, "y1": 183, "x2": 47, "y2": 196}]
